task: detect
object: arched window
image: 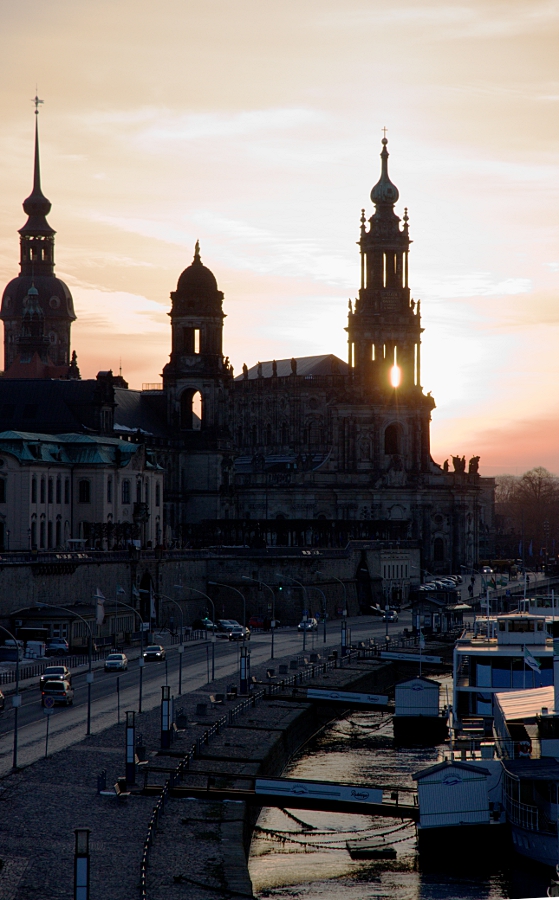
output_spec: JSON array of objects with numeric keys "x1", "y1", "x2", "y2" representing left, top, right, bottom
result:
[
  {"x1": 31, "y1": 519, "x2": 37, "y2": 549},
  {"x1": 384, "y1": 423, "x2": 402, "y2": 455},
  {"x1": 122, "y1": 479, "x2": 131, "y2": 505},
  {"x1": 433, "y1": 537, "x2": 444, "y2": 561},
  {"x1": 180, "y1": 390, "x2": 202, "y2": 430},
  {"x1": 78, "y1": 480, "x2": 91, "y2": 503},
  {"x1": 40, "y1": 519, "x2": 45, "y2": 548},
  {"x1": 55, "y1": 518, "x2": 62, "y2": 547},
  {"x1": 251, "y1": 424, "x2": 258, "y2": 446},
  {"x1": 47, "y1": 521, "x2": 53, "y2": 549}
]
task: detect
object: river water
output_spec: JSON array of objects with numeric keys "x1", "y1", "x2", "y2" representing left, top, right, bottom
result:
[{"x1": 248, "y1": 709, "x2": 551, "y2": 900}]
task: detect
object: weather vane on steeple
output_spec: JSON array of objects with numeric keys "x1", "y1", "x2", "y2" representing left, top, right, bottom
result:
[{"x1": 32, "y1": 92, "x2": 44, "y2": 116}]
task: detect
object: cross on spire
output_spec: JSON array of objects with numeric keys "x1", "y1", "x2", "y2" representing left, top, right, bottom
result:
[
  {"x1": 382, "y1": 126, "x2": 388, "y2": 140},
  {"x1": 32, "y1": 93, "x2": 44, "y2": 116}
]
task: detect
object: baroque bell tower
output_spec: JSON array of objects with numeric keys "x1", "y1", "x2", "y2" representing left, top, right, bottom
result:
[{"x1": 347, "y1": 137, "x2": 422, "y2": 392}]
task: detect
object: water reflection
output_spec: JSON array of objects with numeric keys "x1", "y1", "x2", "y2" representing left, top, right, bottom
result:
[{"x1": 249, "y1": 711, "x2": 550, "y2": 900}]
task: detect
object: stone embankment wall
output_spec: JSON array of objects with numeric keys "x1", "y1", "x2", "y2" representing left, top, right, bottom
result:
[{"x1": 0, "y1": 542, "x2": 403, "y2": 625}]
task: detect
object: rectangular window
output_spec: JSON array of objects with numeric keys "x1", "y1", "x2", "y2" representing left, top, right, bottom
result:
[
  {"x1": 56, "y1": 477, "x2": 61, "y2": 505},
  {"x1": 194, "y1": 329, "x2": 200, "y2": 353},
  {"x1": 107, "y1": 477, "x2": 112, "y2": 503},
  {"x1": 40, "y1": 477, "x2": 46, "y2": 504},
  {"x1": 155, "y1": 483, "x2": 160, "y2": 507},
  {"x1": 48, "y1": 478, "x2": 54, "y2": 504},
  {"x1": 78, "y1": 480, "x2": 91, "y2": 504},
  {"x1": 31, "y1": 478, "x2": 37, "y2": 504},
  {"x1": 64, "y1": 478, "x2": 70, "y2": 504},
  {"x1": 122, "y1": 480, "x2": 130, "y2": 505},
  {"x1": 0, "y1": 479, "x2": 5, "y2": 504}
]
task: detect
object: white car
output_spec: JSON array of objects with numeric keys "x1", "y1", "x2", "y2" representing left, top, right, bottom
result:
[{"x1": 104, "y1": 652, "x2": 128, "y2": 671}]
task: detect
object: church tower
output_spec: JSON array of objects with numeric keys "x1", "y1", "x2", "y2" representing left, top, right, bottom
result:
[
  {"x1": 162, "y1": 242, "x2": 231, "y2": 435},
  {"x1": 347, "y1": 137, "x2": 422, "y2": 392},
  {"x1": 0, "y1": 101, "x2": 76, "y2": 374}
]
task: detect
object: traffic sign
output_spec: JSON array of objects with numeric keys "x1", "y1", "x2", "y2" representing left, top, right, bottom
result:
[
  {"x1": 43, "y1": 707, "x2": 54, "y2": 716},
  {"x1": 43, "y1": 696, "x2": 55, "y2": 709}
]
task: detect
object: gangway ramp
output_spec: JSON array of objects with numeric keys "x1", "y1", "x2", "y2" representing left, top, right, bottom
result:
[{"x1": 170, "y1": 774, "x2": 418, "y2": 819}]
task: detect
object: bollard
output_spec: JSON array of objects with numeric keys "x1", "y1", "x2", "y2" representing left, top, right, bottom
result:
[
  {"x1": 160, "y1": 685, "x2": 171, "y2": 750},
  {"x1": 125, "y1": 711, "x2": 136, "y2": 786},
  {"x1": 74, "y1": 828, "x2": 91, "y2": 900}
]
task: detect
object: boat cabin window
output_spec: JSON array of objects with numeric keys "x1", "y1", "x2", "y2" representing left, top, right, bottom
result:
[{"x1": 503, "y1": 619, "x2": 541, "y2": 633}]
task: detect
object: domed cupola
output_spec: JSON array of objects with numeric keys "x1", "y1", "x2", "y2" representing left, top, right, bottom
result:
[
  {"x1": 370, "y1": 137, "x2": 400, "y2": 208},
  {"x1": 0, "y1": 101, "x2": 76, "y2": 373},
  {"x1": 171, "y1": 241, "x2": 223, "y2": 314}
]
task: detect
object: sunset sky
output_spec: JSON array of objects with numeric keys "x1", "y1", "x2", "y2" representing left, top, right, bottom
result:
[{"x1": 1, "y1": 0, "x2": 558, "y2": 476}]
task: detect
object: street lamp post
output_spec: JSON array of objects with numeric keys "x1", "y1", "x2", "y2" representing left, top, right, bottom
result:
[
  {"x1": 175, "y1": 585, "x2": 215, "y2": 681},
  {"x1": 308, "y1": 586, "x2": 327, "y2": 644},
  {"x1": 207, "y1": 581, "x2": 247, "y2": 637},
  {"x1": 316, "y1": 571, "x2": 347, "y2": 653},
  {"x1": 242, "y1": 576, "x2": 277, "y2": 659},
  {"x1": 0, "y1": 624, "x2": 21, "y2": 770},
  {"x1": 112, "y1": 597, "x2": 147, "y2": 712},
  {"x1": 37, "y1": 601, "x2": 95, "y2": 735},
  {"x1": 276, "y1": 573, "x2": 308, "y2": 651},
  {"x1": 159, "y1": 594, "x2": 185, "y2": 694}
]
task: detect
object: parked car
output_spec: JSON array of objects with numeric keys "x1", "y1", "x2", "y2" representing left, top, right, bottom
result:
[
  {"x1": 248, "y1": 616, "x2": 280, "y2": 630},
  {"x1": 382, "y1": 609, "x2": 399, "y2": 623},
  {"x1": 193, "y1": 617, "x2": 218, "y2": 632},
  {"x1": 104, "y1": 652, "x2": 128, "y2": 671},
  {"x1": 216, "y1": 620, "x2": 250, "y2": 640},
  {"x1": 0, "y1": 689, "x2": 4, "y2": 712},
  {"x1": 143, "y1": 644, "x2": 166, "y2": 661},
  {"x1": 297, "y1": 618, "x2": 318, "y2": 632},
  {"x1": 41, "y1": 679, "x2": 74, "y2": 706},
  {"x1": 45, "y1": 638, "x2": 69, "y2": 657},
  {"x1": 39, "y1": 665, "x2": 72, "y2": 688}
]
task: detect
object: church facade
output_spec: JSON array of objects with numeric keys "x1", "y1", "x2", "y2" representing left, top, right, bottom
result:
[
  {"x1": 163, "y1": 139, "x2": 495, "y2": 572},
  {"x1": 0, "y1": 121, "x2": 494, "y2": 572}
]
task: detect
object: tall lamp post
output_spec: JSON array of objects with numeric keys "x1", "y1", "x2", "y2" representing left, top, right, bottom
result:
[
  {"x1": 208, "y1": 581, "x2": 247, "y2": 637},
  {"x1": 111, "y1": 597, "x2": 147, "y2": 712},
  {"x1": 242, "y1": 576, "x2": 277, "y2": 659},
  {"x1": 175, "y1": 585, "x2": 215, "y2": 681},
  {"x1": 316, "y1": 571, "x2": 347, "y2": 653},
  {"x1": 276, "y1": 573, "x2": 309, "y2": 651},
  {"x1": 0, "y1": 624, "x2": 21, "y2": 770},
  {"x1": 37, "y1": 601, "x2": 95, "y2": 734},
  {"x1": 308, "y1": 586, "x2": 327, "y2": 644},
  {"x1": 159, "y1": 593, "x2": 185, "y2": 695}
]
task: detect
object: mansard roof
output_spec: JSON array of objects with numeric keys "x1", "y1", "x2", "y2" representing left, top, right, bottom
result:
[{"x1": 0, "y1": 431, "x2": 146, "y2": 466}]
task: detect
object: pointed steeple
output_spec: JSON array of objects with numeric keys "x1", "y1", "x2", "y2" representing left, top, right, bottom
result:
[{"x1": 20, "y1": 102, "x2": 55, "y2": 238}]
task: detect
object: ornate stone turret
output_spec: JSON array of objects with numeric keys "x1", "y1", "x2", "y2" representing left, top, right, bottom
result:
[
  {"x1": 0, "y1": 100, "x2": 76, "y2": 373},
  {"x1": 347, "y1": 137, "x2": 422, "y2": 393}
]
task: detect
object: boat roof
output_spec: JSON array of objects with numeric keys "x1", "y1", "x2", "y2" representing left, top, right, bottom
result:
[
  {"x1": 494, "y1": 684, "x2": 555, "y2": 722},
  {"x1": 503, "y1": 757, "x2": 559, "y2": 782},
  {"x1": 412, "y1": 760, "x2": 490, "y2": 781}
]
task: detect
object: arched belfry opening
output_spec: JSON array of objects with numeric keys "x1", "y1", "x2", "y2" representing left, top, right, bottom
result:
[
  {"x1": 180, "y1": 389, "x2": 202, "y2": 430},
  {"x1": 384, "y1": 422, "x2": 403, "y2": 456}
]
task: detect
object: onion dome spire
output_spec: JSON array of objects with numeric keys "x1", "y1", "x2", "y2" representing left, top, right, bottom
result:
[{"x1": 370, "y1": 136, "x2": 399, "y2": 208}]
